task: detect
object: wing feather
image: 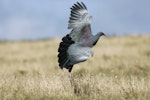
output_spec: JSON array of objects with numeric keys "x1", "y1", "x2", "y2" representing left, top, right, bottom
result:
[{"x1": 68, "y1": 2, "x2": 93, "y2": 42}]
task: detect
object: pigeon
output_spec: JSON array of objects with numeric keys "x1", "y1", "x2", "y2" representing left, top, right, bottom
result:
[{"x1": 58, "y1": 2, "x2": 105, "y2": 72}]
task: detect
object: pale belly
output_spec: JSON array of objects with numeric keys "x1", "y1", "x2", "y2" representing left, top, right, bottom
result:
[{"x1": 67, "y1": 44, "x2": 93, "y2": 65}]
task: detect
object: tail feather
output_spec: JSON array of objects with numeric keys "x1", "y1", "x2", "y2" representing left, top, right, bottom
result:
[
  {"x1": 58, "y1": 34, "x2": 75, "y2": 71},
  {"x1": 59, "y1": 57, "x2": 69, "y2": 67},
  {"x1": 58, "y1": 48, "x2": 66, "y2": 53}
]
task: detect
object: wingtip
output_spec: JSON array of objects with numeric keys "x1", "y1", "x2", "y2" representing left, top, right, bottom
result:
[
  {"x1": 81, "y1": 2, "x2": 87, "y2": 9},
  {"x1": 71, "y1": 1, "x2": 87, "y2": 10}
]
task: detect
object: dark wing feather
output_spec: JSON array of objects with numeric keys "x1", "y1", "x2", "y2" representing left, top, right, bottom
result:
[{"x1": 68, "y1": 2, "x2": 93, "y2": 42}]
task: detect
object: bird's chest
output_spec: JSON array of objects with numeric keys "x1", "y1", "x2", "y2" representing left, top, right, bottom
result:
[{"x1": 67, "y1": 44, "x2": 93, "y2": 57}]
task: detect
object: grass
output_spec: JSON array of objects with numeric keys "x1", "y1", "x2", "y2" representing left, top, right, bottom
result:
[{"x1": 0, "y1": 35, "x2": 150, "y2": 100}]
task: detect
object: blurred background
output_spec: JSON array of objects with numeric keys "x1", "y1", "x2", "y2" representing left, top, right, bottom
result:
[{"x1": 0, "y1": 0, "x2": 150, "y2": 40}]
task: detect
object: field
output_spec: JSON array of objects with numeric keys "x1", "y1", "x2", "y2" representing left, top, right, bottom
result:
[{"x1": 0, "y1": 35, "x2": 150, "y2": 100}]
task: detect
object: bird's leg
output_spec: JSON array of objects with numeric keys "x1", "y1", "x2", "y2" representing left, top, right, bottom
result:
[{"x1": 68, "y1": 65, "x2": 73, "y2": 72}]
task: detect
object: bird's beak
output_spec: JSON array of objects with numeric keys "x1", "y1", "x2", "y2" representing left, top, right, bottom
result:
[{"x1": 103, "y1": 34, "x2": 108, "y2": 38}]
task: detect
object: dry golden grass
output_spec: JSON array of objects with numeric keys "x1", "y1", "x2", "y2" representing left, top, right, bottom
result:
[{"x1": 0, "y1": 35, "x2": 150, "y2": 100}]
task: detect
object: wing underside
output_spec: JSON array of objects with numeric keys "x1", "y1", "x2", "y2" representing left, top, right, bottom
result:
[{"x1": 68, "y1": 2, "x2": 92, "y2": 42}]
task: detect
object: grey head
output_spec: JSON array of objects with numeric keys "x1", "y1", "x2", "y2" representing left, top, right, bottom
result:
[
  {"x1": 98, "y1": 32, "x2": 106, "y2": 37},
  {"x1": 92, "y1": 32, "x2": 106, "y2": 46}
]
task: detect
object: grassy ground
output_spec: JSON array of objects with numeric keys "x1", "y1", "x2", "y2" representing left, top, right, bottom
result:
[{"x1": 0, "y1": 35, "x2": 150, "y2": 100}]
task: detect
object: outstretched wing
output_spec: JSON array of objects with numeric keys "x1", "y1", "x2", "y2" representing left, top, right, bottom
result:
[{"x1": 68, "y1": 2, "x2": 93, "y2": 42}]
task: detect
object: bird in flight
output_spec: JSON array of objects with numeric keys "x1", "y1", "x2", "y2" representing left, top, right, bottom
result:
[{"x1": 58, "y1": 2, "x2": 105, "y2": 72}]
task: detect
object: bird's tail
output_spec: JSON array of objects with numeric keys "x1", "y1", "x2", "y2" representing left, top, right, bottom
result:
[{"x1": 58, "y1": 34, "x2": 74, "y2": 72}]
